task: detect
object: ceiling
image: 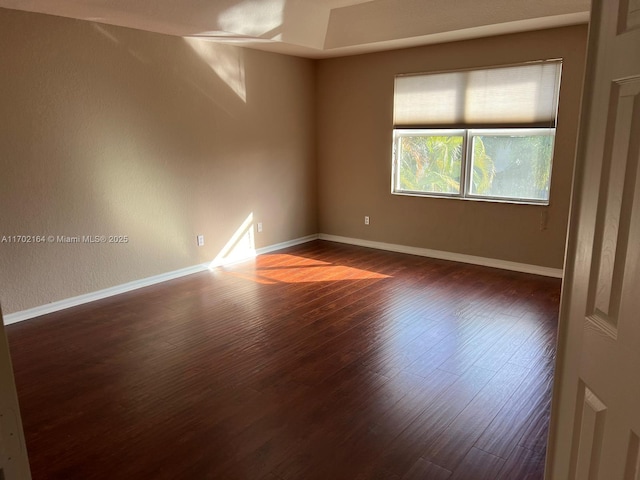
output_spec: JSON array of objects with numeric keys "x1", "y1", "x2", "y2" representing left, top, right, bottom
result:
[{"x1": 0, "y1": 0, "x2": 590, "y2": 58}]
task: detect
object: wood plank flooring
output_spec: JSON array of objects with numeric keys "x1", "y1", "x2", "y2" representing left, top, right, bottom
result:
[{"x1": 6, "y1": 240, "x2": 561, "y2": 479}]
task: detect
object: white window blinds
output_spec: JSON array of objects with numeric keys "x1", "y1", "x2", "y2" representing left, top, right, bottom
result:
[{"x1": 393, "y1": 60, "x2": 563, "y2": 128}]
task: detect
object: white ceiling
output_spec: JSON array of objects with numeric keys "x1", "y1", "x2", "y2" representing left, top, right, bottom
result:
[{"x1": 0, "y1": 0, "x2": 590, "y2": 58}]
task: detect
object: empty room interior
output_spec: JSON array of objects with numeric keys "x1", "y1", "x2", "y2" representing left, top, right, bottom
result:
[{"x1": 0, "y1": 0, "x2": 595, "y2": 479}]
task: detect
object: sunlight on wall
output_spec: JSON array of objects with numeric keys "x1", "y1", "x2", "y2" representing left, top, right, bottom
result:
[
  {"x1": 91, "y1": 23, "x2": 151, "y2": 64},
  {"x1": 183, "y1": 37, "x2": 247, "y2": 102},
  {"x1": 91, "y1": 23, "x2": 121, "y2": 45},
  {"x1": 210, "y1": 213, "x2": 256, "y2": 268},
  {"x1": 192, "y1": 0, "x2": 331, "y2": 49},
  {"x1": 217, "y1": 0, "x2": 285, "y2": 38}
]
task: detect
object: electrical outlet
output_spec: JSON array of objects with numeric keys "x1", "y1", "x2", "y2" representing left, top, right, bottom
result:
[
  {"x1": 257, "y1": 222, "x2": 263, "y2": 233},
  {"x1": 364, "y1": 216, "x2": 370, "y2": 225},
  {"x1": 197, "y1": 235, "x2": 205, "y2": 246}
]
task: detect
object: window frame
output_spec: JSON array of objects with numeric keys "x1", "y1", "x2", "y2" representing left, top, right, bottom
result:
[
  {"x1": 391, "y1": 59, "x2": 562, "y2": 206},
  {"x1": 392, "y1": 128, "x2": 467, "y2": 198},
  {"x1": 392, "y1": 127, "x2": 556, "y2": 205}
]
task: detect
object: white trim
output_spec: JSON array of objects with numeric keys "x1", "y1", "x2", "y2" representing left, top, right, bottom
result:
[
  {"x1": 209, "y1": 233, "x2": 320, "y2": 269},
  {"x1": 3, "y1": 263, "x2": 210, "y2": 326},
  {"x1": 256, "y1": 234, "x2": 318, "y2": 255},
  {"x1": 3, "y1": 232, "x2": 558, "y2": 325},
  {"x1": 3, "y1": 234, "x2": 319, "y2": 326},
  {"x1": 318, "y1": 234, "x2": 563, "y2": 278}
]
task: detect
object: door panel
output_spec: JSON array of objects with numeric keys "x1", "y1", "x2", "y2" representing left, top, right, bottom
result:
[
  {"x1": 620, "y1": 0, "x2": 640, "y2": 33},
  {"x1": 0, "y1": 308, "x2": 31, "y2": 479},
  {"x1": 588, "y1": 78, "x2": 640, "y2": 334},
  {"x1": 571, "y1": 384, "x2": 607, "y2": 480},
  {"x1": 547, "y1": 0, "x2": 640, "y2": 478},
  {"x1": 624, "y1": 432, "x2": 639, "y2": 480}
]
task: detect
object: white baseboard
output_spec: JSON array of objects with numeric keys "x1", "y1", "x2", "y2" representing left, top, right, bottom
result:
[
  {"x1": 256, "y1": 234, "x2": 319, "y2": 255},
  {"x1": 3, "y1": 234, "x2": 319, "y2": 326},
  {"x1": 3, "y1": 263, "x2": 210, "y2": 326},
  {"x1": 318, "y1": 234, "x2": 563, "y2": 279},
  {"x1": 3, "y1": 232, "x2": 559, "y2": 326}
]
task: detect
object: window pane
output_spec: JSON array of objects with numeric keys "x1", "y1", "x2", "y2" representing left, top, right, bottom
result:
[
  {"x1": 396, "y1": 134, "x2": 463, "y2": 194},
  {"x1": 469, "y1": 133, "x2": 554, "y2": 201}
]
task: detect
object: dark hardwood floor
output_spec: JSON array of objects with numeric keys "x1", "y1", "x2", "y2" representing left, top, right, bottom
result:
[{"x1": 6, "y1": 240, "x2": 561, "y2": 479}]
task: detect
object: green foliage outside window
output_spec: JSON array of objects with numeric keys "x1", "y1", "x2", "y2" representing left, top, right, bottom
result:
[
  {"x1": 396, "y1": 131, "x2": 553, "y2": 202},
  {"x1": 398, "y1": 135, "x2": 495, "y2": 195}
]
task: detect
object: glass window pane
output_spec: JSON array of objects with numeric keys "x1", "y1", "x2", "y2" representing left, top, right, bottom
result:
[
  {"x1": 469, "y1": 133, "x2": 554, "y2": 201},
  {"x1": 396, "y1": 134, "x2": 463, "y2": 194}
]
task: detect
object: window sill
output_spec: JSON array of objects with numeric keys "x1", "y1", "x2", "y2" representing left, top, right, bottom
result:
[{"x1": 391, "y1": 190, "x2": 550, "y2": 206}]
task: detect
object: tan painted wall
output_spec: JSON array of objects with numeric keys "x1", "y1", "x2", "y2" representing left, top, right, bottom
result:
[
  {"x1": 316, "y1": 25, "x2": 588, "y2": 269},
  {"x1": 0, "y1": 8, "x2": 317, "y2": 314},
  {"x1": 0, "y1": 10, "x2": 587, "y2": 316}
]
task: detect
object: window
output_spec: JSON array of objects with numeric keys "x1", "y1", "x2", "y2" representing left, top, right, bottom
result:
[{"x1": 392, "y1": 60, "x2": 562, "y2": 204}]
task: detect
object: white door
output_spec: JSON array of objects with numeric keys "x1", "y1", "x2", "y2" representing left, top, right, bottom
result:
[
  {"x1": 546, "y1": 0, "x2": 640, "y2": 478},
  {"x1": 0, "y1": 308, "x2": 31, "y2": 479}
]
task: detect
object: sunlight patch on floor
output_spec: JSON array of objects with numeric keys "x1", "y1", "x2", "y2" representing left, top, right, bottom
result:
[{"x1": 222, "y1": 253, "x2": 391, "y2": 284}]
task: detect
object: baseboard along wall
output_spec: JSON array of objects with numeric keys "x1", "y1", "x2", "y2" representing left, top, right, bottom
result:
[
  {"x1": 3, "y1": 234, "x2": 318, "y2": 325},
  {"x1": 318, "y1": 234, "x2": 564, "y2": 279},
  {"x1": 3, "y1": 233, "x2": 562, "y2": 325}
]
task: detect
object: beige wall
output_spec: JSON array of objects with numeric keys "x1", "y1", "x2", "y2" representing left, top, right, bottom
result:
[
  {"x1": 0, "y1": 8, "x2": 317, "y2": 314},
  {"x1": 317, "y1": 25, "x2": 588, "y2": 269},
  {"x1": 0, "y1": 9, "x2": 588, "y2": 316}
]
